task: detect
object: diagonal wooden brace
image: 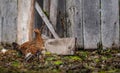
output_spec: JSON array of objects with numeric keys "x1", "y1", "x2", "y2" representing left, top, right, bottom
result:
[{"x1": 35, "y1": 2, "x2": 59, "y2": 39}]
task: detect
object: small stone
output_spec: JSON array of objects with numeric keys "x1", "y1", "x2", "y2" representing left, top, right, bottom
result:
[
  {"x1": 1, "y1": 48, "x2": 8, "y2": 53},
  {"x1": 116, "y1": 53, "x2": 120, "y2": 56}
]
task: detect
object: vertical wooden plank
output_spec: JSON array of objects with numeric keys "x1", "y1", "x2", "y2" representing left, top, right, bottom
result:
[
  {"x1": 0, "y1": 0, "x2": 17, "y2": 43},
  {"x1": 0, "y1": 0, "x2": 1, "y2": 43},
  {"x1": 66, "y1": 0, "x2": 83, "y2": 48},
  {"x1": 57, "y1": 0, "x2": 66, "y2": 37},
  {"x1": 50, "y1": 0, "x2": 58, "y2": 30},
  {"x1": 42, "y1": 0, "x2": 50, "y2": 36},
  {"x1": 0, "y1": 0, "x2": 4, "y2": 43},
  {"x1": 43, "y1": 0, "x2": 50, "y2": 14},
  {"x1": 83, "y1": 0, "x2": 100, "y2": 49},
  {"x1": 101, "y1": 0, "x2": 119, "y2": 48},
  {"x1": 0, "y1": 18, "x2": 1, "y2": 43},
  {"x1": 17, "y1": 0, "x2": 35, "y2": 44},
  {"x1": 34, "y1": 0, "x2": 43, "y2": 30}
]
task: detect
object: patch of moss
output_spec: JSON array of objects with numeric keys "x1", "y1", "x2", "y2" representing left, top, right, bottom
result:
[
  {"x1": 45, "y1": 52, "x2": 51, "y2": 55},
  {"x1": 46, "y1": 57, "x2": 55, "y2": 61},
  {"x1": 12, "y1": 61, "x2": 20, "y2": 68},
  {"x1": 70, "y1": 56, "x2": 82, "y2": 61},
  {"x1": 54, "y1": 60, "x2": 63, "y2": 65}
]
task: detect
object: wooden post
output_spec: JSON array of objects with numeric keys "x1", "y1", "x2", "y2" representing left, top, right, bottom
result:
[
  {"x1": 0, "y1": 0, "x2": 17, "y2": 43},
  {"x1": 43, "y1": 0, "x2": 50, "y2": 14},
  {"x1": 43, "y1": 0, "x2": 51, "y2": 36},
  {"x1": 57, "y1": 0, "x2": 66, "y2": 37},
  {"x1": 83, "y1": 0, "x2": 100, "y2": 49},
  {"x1": 0, "y1": 1, "x2": 1, "y2": 43},
  {"x1": 66, "y1": 0, "x2": 83, "y2": 48},
  {"x1": 50, "y1": 0, "x2": 58, "y2": 30},
  {"x1": 17, "y1": 0, "x2": 35, "y2": 44},
  {"x1": 0, "y1": 18, "x2": 1, "y2": 43},
  {"x1": 101, "y1": 0, "x2": 119, "y2": 48}
]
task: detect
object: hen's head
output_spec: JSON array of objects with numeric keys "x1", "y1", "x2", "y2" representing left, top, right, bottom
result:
[{"x1": 33, "y1": 29, "x2": 41, "y2": 34}]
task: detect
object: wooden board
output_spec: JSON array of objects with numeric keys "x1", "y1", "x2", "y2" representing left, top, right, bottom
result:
[
  {"x1": 35, "y1": 2, "x2": 59, "y2": 39},
  {"x1": 43, "y1": 0, "x2": 50, "y2": 14},
  {"x1": 0, "y1": 18, "x2": 1, "y2": 43},
  {"x1": 66, "y1": 0, "x2": 83, "y2": 48},
  {"x1": 34, "y1": 0, "x2": 44, "y2": 30},
  {"x1": 0, "y1": 1, "x2": 1, "y2": 43},
  {"x1": 45, "y1": 38, "x2": 75, "y2": 55},
  {"x1": 83, "y1": 0, "x2": 100, "y2": 49},
  {"x1": 101, "y1": 0, "x2": 119, "y2": 48},
  {"x1": 50, "y1": 0, "x2": 58, "y2": 30},
  {"x1": 0, "y1": 0, "x2": 17, "y2": 43},
  {"x1": 17, "y1": 0, "x2": 35, "y2": 44},
  {"x1": 42, "y1": 0, "x2": 51, "y2": 36},
  {"x1": 57, "y1": 0, "x2": 66, "y2": 37}
]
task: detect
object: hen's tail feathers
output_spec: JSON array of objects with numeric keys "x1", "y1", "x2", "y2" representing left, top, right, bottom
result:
[
  {"x1": 12, "y1": 42, "x2": 22, "y2": 54},
  {"x1": 12, "y1": 42, "x2": 20, "y2": 50}
]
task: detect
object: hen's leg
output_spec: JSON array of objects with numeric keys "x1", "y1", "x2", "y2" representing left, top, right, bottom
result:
[
  {"x1": 36, "y1": 50, "x2": 42, "y2": 62},
  {"x1": 24, "y1": 52, "x2": 33, "y2": 62}
]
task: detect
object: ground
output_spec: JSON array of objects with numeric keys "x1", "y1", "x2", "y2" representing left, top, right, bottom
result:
[{"x1": 0, "y1": 44, "x2": 120, "y2": 73}]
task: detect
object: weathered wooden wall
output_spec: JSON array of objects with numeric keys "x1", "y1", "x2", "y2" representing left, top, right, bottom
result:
[
  {"x1": 57, "y1": 0, "x2": 66, "y2": 37},
  {"x1": 82, "y1": 0, "x2": 100, "y2": 49},
  {"x1": 101, "y1": 0, "x2": 119, "y2": 48},
  {"x1": 34, "y1": 0, "x2": 43, "y2": 29},
  {"x1": 0, "y1": 0, "x2": 17, "y2": 43},
  {"x1": 17, "y1": 0, "x2": 35, "y2": 44},
  {"x1": 65, "y1": 0, "x2": 119, "y2": 49},
  {"x1": 66, "y1": 0, "x2": 83, "y2": 48},
  {"x1": 0, "y1": 0, "x2": 119, "y2": 49}
]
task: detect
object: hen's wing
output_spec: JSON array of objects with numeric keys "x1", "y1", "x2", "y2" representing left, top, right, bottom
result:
[{"x1": 19, "y1": 41, "x2": 33, "y2": 55}]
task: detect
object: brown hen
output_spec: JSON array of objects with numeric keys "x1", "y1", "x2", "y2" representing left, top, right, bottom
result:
[{"x1": 12, "y1": 28, "x2": 45, "y2": 62}]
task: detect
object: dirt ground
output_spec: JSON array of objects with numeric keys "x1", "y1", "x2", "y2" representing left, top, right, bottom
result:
[{"x1": 0, "y1": 43, "x2": 120, "y2": 73}]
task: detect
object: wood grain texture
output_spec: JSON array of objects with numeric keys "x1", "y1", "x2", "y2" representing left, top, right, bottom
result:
[
  {"x1": 66, "y1": 0, "x2": 83, "y2": 48},
  {"x1": 0, "y1": 18, "x2": 1, "y2": 43},
  {"x1": 50, "y1": 0, "x2": 58, "y2": 30},
  {"x1": 43, "y1": 0, "x2": 51, "y2": 36},
  {"x1": 35, "y1": 2, "x2": 59, "y2": 39},
  {"x1": 45, "y1": 38, "x2": 75, "y2": 55},
  {"x1": 83, "y1": 0, "x2": 100, "y2": 49},
  {"x1": 34, "y1": 0, "x2": 43, "y2": 30},
  {"x1": 0, "y1": 0, "x2": 17, "y2": 43},
  {"x1": 17, "y1": 0, "x2": 35, "y2": 44},
  {"x1": 43, "y1": 0, "x2": 50, "y2": 14},
  {"x1": 0, "y1": 1, "x2": 1, "y2": 43},
  {"x1": 101, "y1": 0, "x2": 119, "y2": 48},
  {"x1": 57, "y1": 0, "x2": 66, "y2": 37}
]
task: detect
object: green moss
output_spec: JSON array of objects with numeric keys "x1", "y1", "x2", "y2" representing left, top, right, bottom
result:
[
  {"x1": 52, "y1": 69, "x2": 61, "y2": 73},
  {"x1": 99, "y1": 69, "x2": 118, "y2": 73},
  {"x1": 43, "y1": 10, "x2": 49, "y2": 18},
  {"x1": 101, "y1": 56, "x2": 107, "y2": 60},
  {"x1": 0, "y1": 46, "x2": 3, "y2": 50},
  {"x1": 46, "y1": 57, "x2": 55, "y2": 61},
  {"x1": 54, "y1": 60, "x2": 63, "y2": 65},
  {"x1": 12, "y1": 61, "x2": 20, "y2": 67},
  {"x1": 64, "y1": 55, "x2": 82, "y2": 61},
  {"x1": 45, "y1": 52, "x2": 51, "y2": 55},
  {"x1": 94, "y1": 58, "x2": 100, "y2": 63},
  {"x1": 70, "y1": 56, "x2": 82, "y2": 61}
]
